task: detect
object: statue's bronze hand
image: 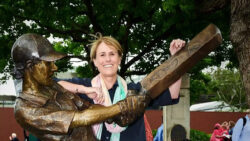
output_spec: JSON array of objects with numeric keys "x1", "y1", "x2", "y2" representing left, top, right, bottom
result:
[{"x1": 115, "y1": 94, "x2": 151, "y2": 127}]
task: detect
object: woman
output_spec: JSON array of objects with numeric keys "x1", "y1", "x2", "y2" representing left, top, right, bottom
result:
[{"x1": 57, "y1": 35, "x2": 185, "y2": 141}]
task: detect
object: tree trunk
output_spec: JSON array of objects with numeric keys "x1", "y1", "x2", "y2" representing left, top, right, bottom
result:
[{"x1": 230, "y1": 0, "x2": 250, "y2": 108}]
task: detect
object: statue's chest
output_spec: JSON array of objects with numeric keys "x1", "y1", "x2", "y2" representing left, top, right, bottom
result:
[{"x1": 45, "y1": 90, "x2": 78, "y2": 111}]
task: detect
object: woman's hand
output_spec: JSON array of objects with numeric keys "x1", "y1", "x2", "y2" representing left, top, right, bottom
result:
[
  {"x1": 169, "y1": 39, "x2": 186, "y2": 55},
  {"x1": 84, "y1": 87, "x2": 104, "y2": 103}
]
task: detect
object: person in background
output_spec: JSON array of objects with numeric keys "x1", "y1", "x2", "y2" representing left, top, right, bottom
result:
[
  {"x1": 9, "y1": 133, "x2": 19, "y2": 141},
  {"x1": 221, "y1": 121, "x2": 230, "y2": 141},
  {"x1": 56, "y1": 35, "x2": 185, "y2": 141},
  {"x1": 221, "y1": 121, "x2": 229, "y2": 131},
  {"x1": 154, "y1": 124, "x2": 164, "y2": 141},
  {"x1": 232, "y1": 114, "x2": 250, "y2": 141},
  {"x1": 228, "y1": 121, "x2": 235, "y2": 140},
  {"x1": 210, "y1": 123, "x2": 224, "y2": 141}
]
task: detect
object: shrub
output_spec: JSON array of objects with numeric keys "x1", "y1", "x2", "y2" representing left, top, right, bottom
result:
[
  {"x1": 152, "y1": 129, "x2": 157, "y2": 137},
  {"x1": 190, "y1": 129, "x2": 211, "y2": 141}
]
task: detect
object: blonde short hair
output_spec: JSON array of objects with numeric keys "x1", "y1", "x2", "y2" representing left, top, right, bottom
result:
[{"x1": 90, "y1": 35, "x2": 123, "y2": 61}]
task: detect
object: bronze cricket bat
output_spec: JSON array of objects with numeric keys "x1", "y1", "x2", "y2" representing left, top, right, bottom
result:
[{"x1": 141, "y1": 24, "x2": 222, "y2": 99}]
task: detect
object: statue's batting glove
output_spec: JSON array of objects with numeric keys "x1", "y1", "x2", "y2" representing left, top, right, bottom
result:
[{"x1": 114, "y1": 94, "x2": 151, "y2": 127}]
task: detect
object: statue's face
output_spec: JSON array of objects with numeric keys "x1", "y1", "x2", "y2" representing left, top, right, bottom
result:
[{"x1": 31, "y1": 61, "x2": 57, "y2": 85}]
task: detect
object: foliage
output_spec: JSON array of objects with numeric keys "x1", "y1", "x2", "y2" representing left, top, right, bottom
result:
[
  {"x1": 190, "y1": 129, "x2": 210, "y2": 141},
  {"x1": 152, "y1": 128, "x2": 211, "y2": 140},
  {"x1": 190, "y1": 67, "x2": 247, "y2": 109},
  {"x1": 0, "y1": 0, "x2": 232, "y2": 81},
  {"x1": 152, "y1": 129, "x2": 157, "y2": 137},
  {"x1": 2, "y1": 0, "x2": 245, "y2": 106},
  {"x1": 76, "y1": 64, "x2": 94, "y2": 78},
  {"x1": 208, "y1": 68, "x2": 247, "y2": 109},
  {"x1": 190, "y1": 72, "x2": 211, "y2": 104}
]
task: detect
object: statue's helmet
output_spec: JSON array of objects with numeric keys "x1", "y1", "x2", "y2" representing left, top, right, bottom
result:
[{"x1": 11, "y1": 33, "x2": 66, "y2": 79}]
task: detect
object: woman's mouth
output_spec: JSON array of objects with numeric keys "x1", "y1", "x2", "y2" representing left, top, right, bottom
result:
[{"x1": 103, "y1": 64, "x2": 113, "y2": 68}]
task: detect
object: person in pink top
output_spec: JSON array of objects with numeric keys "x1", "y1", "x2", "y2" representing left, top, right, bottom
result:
[{"x1": 210, "y1": 123, "x2": 224, "y2": 141}]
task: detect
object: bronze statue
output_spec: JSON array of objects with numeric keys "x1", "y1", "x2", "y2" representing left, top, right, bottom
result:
[
  {"x1": 12, "y1": 24, "x2": 222, "y2": 140},
  {"x1": 12, "y1": 34, "x2": 150, "y2": 141}
]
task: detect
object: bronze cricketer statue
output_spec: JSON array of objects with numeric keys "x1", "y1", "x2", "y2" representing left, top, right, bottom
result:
[
  {"x1": 141, "y1": 24, "x2": 222, "y2": 99},
  {"x1": 12, "y1": 34, "x2": 150, "y2": 141}
]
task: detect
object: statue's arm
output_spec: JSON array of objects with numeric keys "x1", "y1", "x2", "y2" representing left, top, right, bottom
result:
[
  {"x1": 70, "y1": 95, "x2": 151, "y2": 128},
  {"x1": 15, "y1": 95, "x2": 149, "y2": 133},
  {"x1": 15, "y1": 99, "x2": 120, "y2": 133},
  {"x1": 69, "y1": 104, "x2": 121, "y2": 128}
]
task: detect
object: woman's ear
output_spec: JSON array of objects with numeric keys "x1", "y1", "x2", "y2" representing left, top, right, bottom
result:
[
  {"x1": 93, "y1": 59, "x2": 97, "y2": 67},
  {"x1": 118, "y1": 57, "x2": 121, "y2": 65}
]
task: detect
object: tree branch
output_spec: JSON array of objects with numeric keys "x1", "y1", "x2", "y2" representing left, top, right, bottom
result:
[
  {"x1": 124, "y1": 70, "x2": 148, "y2": 77},
  {"x1": 113, "y1": 11, "x2": 128, "y2": 35},
  {"x1": 123, "y1": 24, "x2": 175, "y2": 71},
  {"x1": 120, "y1": 14, "x2": 133, "y2": 76},
  {"x1": 196, "y1": 0, "x2": 230, "y2": 13},
  {"x1": 83, "y1": 0, "x2": 103, "y2": 33},
  {"x1": 65, "y1": 55, "x2": 88, "y2": 61},
  {"x1": 119, "y1": 4, "x2": 160, "y2": 76}
]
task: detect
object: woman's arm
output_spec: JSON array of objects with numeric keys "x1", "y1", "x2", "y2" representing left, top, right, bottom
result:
[
  {"x1": 58, "y1": 80, "x2": 103, "y2": 102},
  {"x1": 169, "y1": 78, "x2": 182, "y2": 99},
  {"x1": 169, "y1": 39, "x2": 186, "y2": 99},
  {"x1": 58, "y1": 80, "x2": 88, "y2": 94}
]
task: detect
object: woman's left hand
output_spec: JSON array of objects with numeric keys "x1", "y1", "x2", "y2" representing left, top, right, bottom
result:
[{"x1": 169, "y1": 39, "x2": 186, "y2": 55}]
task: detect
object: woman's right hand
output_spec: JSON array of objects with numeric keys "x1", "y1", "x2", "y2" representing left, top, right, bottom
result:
[
  {"x1": 84, "y1": 87, "x2": 104, "y2": 103},
  {"x1": 57, "y1": 81, "x2": 104, "y2": 103}
]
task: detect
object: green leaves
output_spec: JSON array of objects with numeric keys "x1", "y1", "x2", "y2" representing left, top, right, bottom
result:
[
  {"x1": 190, "y1": 129, "x2": 210, "y2": 141},
  {"x1": 162, "y1": 0, "x2": 178, "y2": 13},
  {"x1": 210, "y1": 69, "x2": 247, "y2": 109},
  {"x1": 0, "y1": 0, "x2": 232, "y2": 81},
  {"x1": 76, "y1": 64, "x2": 93, "y2": 78},
  {"x1": 54, "y1": 40, "x2": 84, "y2": 56},
  {"x1": 190, "y1": 68, "x2": 247, "y2": 109}
]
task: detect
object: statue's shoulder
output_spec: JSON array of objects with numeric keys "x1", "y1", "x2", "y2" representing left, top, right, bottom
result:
[{"x1": 51, "y1": 82, "x2": 75, "y2": 98}]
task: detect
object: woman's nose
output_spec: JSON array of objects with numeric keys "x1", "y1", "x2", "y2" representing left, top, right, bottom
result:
[{"x1": 105, "y1": 55, "x2": 111, "y2": 61}]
